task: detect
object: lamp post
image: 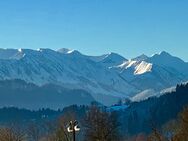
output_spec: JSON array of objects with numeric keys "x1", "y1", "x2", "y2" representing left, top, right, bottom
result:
[{"x1": 67, "y1": 120, "x2": 80, "y2": 141}]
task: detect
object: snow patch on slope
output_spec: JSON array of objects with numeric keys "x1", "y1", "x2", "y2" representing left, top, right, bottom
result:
[
  {"x1": 131, "y1": 89, "x2": 157, "y2": 102},
  {"x1": 160, "y1": 86, "x2": 176, "y2": 95},
  {"x1": 117, "y1": 60, "x2": 152, "y2": 75},
  {"x1": 134, "y1": 61, "x2": 152, "y2": 75}
]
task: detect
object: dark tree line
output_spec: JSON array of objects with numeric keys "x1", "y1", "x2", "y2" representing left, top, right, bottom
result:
[
  {"x1": 1, "y1": 105, "x2": 188, "y2": 141},
  {"x1": 0, "y1": 105, "x2": 121, "y2": 141}
]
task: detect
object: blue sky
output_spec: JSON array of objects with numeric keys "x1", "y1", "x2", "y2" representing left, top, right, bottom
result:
[{"x1": 0, "y1": 0, "x2": 187, "y2": 61}]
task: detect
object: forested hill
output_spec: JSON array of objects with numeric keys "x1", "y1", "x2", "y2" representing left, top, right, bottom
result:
[
  {"x1": 0, "y1": 79, "x2": 94, "y2": 109},
  {"x1": 120, "y1": 82, "x2": 188, "y2": 135}
]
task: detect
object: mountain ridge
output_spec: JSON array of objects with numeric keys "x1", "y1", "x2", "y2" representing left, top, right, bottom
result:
[{"x1": 0, "y1": 48, "x2": 187, "y2": 105}]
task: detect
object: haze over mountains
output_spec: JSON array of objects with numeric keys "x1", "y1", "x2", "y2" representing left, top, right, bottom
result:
[{"x1": 0, "y1": 48, "x2": 187, "y2": 108}]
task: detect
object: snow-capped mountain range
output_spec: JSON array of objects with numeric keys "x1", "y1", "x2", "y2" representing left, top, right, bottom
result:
[{"x1": 0, "y1": 48, "x2": 187, "y2": 105}]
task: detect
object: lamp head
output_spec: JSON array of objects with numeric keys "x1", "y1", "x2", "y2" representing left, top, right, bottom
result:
[{"x1": 74, "y1": 125, "x2": 80, "y2": 131}]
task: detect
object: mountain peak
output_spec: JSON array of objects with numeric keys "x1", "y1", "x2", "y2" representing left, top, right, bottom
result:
[
  {"x1": 132, "y1": 54, "x2": 148, "y2": 61},
  {"x1": 151, "y1": 51, "x2": 172, "y2": 58},
  {"x1": 101, "y1": 52, "x2": 127, "y2": 67},
  {"x1": 159, "y1": 51, "x2": 171, "y2": 56},
  {"x1": 108, "y1": 52, "x2": 119, "y2": 56},
  {"x1": 106, "y1": 52, "x2": 127, "y2": 60},
  {"x1": 148, "y1": 51, "x2": 188, "y2": 73},
  {"x1": 18, "y1": 48, "x2": 23, "y2": 52}
]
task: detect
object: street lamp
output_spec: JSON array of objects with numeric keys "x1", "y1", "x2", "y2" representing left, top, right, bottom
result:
[{"x1": 67, "y1": 120, "x2": 80, "y2": 141}]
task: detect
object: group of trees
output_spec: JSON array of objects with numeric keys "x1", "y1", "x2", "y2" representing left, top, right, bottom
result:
[
  {"x1": 166, "y1": 106, "x2": 188, "y2": 141},
  {"x1": 84, "y1": 106, "x2": 120, "y2": 141},
  {"x1": 116, "y1": 106, "x2": 188, "y2": 141},
  {"x1": 0, "y1": 105, "x2": 120, "y2": 141},
  {"x1": 0, "y1": 105, "x2": 187, "y2": 141},
  {"x1": 146, "y1": 106, "x2": 188, "y2": 141}
]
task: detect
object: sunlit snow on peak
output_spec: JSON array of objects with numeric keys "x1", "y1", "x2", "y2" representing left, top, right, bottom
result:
[
  {"x1": 18, "y1": 48, "x2": 22, "y2": 52},
  {"x1": 67, "y1": 50, "x2": 75, "y2": 54},
  {"x1": 37, "y1": 48, "x2": 44, "y2": 52}
]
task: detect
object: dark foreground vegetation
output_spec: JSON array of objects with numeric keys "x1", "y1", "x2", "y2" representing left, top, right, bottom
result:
[{"x1": 0, "y1": 83, "x2": 188, "y2": 141}]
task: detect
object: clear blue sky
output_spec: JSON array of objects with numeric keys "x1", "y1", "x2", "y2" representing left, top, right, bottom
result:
[{"x1": 0, "y1": 0, "x2": 187, "y2": 61}]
